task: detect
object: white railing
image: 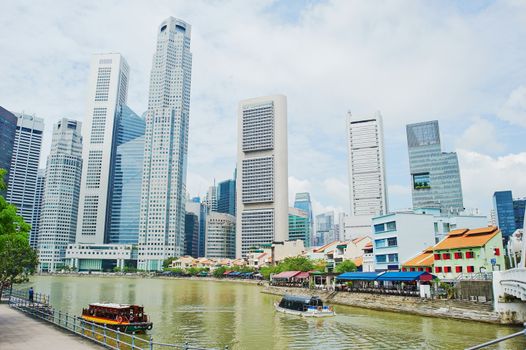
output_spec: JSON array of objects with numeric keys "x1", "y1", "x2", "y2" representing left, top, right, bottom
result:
[{"x1": 499, "y1": 268, "x2": 526, "y2": 301}]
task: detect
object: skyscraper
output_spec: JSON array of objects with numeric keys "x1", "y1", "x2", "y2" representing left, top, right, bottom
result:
[
  {"x1": 138, "y1": 17, "x2": 193, "y2": 270},
  {"x1": 30, "y1": 169, "x2": 45, "y2": 248},
  {"x1": 288, "y1": 207, "x2": 310, "y2": 246},
  {"x1": 6, "y1": 113, "x2": 44, "y2": 243},
  {"x1": 184, "y1": 212, "x2": 199, "y2": 257},
  {"x1": 493, "y1": 190, "x2": 525, "y2": 239},
  {"x1": 406, "y1": 120, "x2": 463, "y2": 213},
  {"x1": 236, "y1": 95, "x2": 288, "y2": 258},
  {"x1": 293, "y1": 192, "x2": 313, "y2": 247},
  {"x1": 217, "y1": 176, "x2": 236, "y2": 217},
  {"x1": 315, "y1": 211, "x2": 335, "y2": 246},
  {"x1": 0, "y1": 106, "x2": 17, "y2": 188},
  {"x1": 205, "y1": 184, "x2": 218, "y2": 213},
  {"x1": 346, "y1": 111, "x2": 388, "y2": 216},
  {"x1": 206, "y1": 212, "x2": 236, "y2": 259},
  {"x1": 38, "y1": 119, "x2": 82, "y2": 272},
  {"x1": 77, "y1": 53, "x2": 130, "y2": 244},
  {"x1": 186, "y1": 197, "x2": 207, "y2": 257}
]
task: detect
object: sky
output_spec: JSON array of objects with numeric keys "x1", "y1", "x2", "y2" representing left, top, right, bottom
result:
[{"x1": 1, "y1": 0, "x2": 525, "y2": 217}]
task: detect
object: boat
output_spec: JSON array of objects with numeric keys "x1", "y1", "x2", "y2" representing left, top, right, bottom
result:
[
  {"x1": 80, "y1": 303, "x2": 153, "y2": 333},
  {"x1": 274, "y1": 295, "x2": 335, "y2": 317}
]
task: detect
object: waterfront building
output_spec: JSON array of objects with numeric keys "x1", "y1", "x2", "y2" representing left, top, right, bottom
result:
[
  {"x1": 66, "y1": 244, "x2": 136, "y2": 271},
  {"x1": 492, "y1": 190, "x2": 526, "y2": 239},
  {"x1": 217, "y1": 176, "x2": 236, "y2": 216},
  {"x1": 246, "y1": 240, "x2": 305, "y2": 268},
  {"x1": 38, "y1": 119, "x2": 83, "y2": 272},
  {"x1": 138, "y1": 17, "x2": 193, "y2": 270},
  {"x1": 406, "y1": 120, "x2": 464, "y2": 213},
  {"x1": 6, "y1": 113, "x2": 44, "y2": 244},
  {"x1": 205, "y1": 212, "x2": 236, "y2": 259},
  {"x1": 315, "y1": 212, "x2": 335, "y2": 247},
  {"x1": 76, "y1": 53, "x2": 130, "y2": 244},
  {"x1": 346, "y1": 111, "x2": 388, "y2": 216},
  {"x1": 401, "y1": 248, "x2": 434, "y2": 273},
  {"x1": 294, "y1": 192, "x2": 314, "y2": 245},
  {"x1": 431, "y1": 226, "x2": 505, "y2": 279},
  {"x1": 362, "y1": 242, "x2": 374, "y2": 272},
  {"x1": 0, "y1": 106, "x2": 17, "y2": 188},
  {"x1": 30, "y1": 169, "x2": 45, "y2": 248},
  {"x1": 288, "y1": 207, "x2": 311, "y2": 247},
  {"x1": 236, "y1": 95, "x2": 288, "y2": 258},
  {"x1": 184, "y1": 212, "x2": 199, "y2": 257},
  {"x1": 371, "y1": 208, "x2": 487, "y2": 271}
]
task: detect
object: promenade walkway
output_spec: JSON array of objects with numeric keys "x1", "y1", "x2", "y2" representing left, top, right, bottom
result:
[{"x1": 0, "y1": 303, "x2": 104, "y2": 350}]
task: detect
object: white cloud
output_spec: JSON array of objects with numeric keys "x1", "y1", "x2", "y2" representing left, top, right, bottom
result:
[
  {"x1": 498, "y1": 85, "x2": 526, "y2": 128},
  {"x1": 456, "y1": 117, "x2": 505, "y2": 153}
]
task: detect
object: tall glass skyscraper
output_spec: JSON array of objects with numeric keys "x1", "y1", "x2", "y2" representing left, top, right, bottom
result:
[
  {"x1": 406, "y1": 120, "x2": 463, "y2": 213},
  {"x1": 0, "y1": 106, "x2": 17, "y2": 188},
  {"x1": 217, "y1": 177, "x2": 236, "y2": 217},
  {"x1": 493, "y1": 190, "x2": 525, "y2": 239},
  {"x1": 294, "y1": 192, "x2": 313, "y2": 247},
  {"x1": 38, "y1": 119, "x2": 82, "y2": 272},
  {"x1": 139, "y1": 17, "x2": 193, "y2": 270},
  {"x1": 108, "y1": 105, "x2": 145, "y2": 244},
  {"x1": 289, "y1": 207, "x2": 310, "y2": 247}
]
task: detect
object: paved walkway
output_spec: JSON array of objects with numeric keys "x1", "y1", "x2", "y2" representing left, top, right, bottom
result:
[{"x1": 0, "y1": 303, "x2": 104, "y2": 349}]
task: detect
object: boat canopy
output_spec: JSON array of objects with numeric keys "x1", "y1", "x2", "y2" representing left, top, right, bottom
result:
[
  {"x1": 376, "y1": 271, "x2": 436, "y2": 282},
  {"x1": 336, "y1": 272, "x2": 382, "y2": 281}
]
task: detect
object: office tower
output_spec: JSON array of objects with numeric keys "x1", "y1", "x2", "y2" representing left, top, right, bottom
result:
[
  {"x1": 138, "y1": 17, "x2": 193, "y2": 270},
  {"x1": 514, "y1": 198, "x2": 526, "y2": 232},
  {"x1": 205, "y1": 184, "x2": 218, "y2": 213},
  {"x1": 236, "y1": 95, "x2": 288, "y2": 258},
  {"x1": 315, "y1": 211, "x2": 335, "y2": 246},
  {"x1": 38, "y1": 119, "x2": 82, "y2": 272},
  {"x1": 346, "y1": 111, "x2": 388, "y2": 216},
  {"x1": 294, "y1": 192, "x2": 314, "y2": 246},
  {"x1": 6, "y1": 113, "x2": 44, "y2": 242},
  {"x1": 77, "y1": 53, "x2": 129, "y2": 244},
  {"x1": 186, "y1": 197, "x2": 207, "y2": 257},
  {"x1": 406, "y1": 120, "x2": 463, "y2": 213},
  {"x1": 29, "y1": 169, "x2": 45, "y2": 248},
  {"x1": 108, "y1": 106, "x2": 145, "y2": 244},
  {"x1": 288, "y1": 207, "x2": 310, "y2": 246},
  {"x1": 217, "y1": 176, "x2": 236, "y2": 217},
  {"x1": 0, "y1": 106, "x2": 17, "y2": 187},
  {"x1": 184, "y1": 212, "x2": 199, "y2": 257},
  {"x1": 493, "y1": 191, "x2": 526, "y2": 239},
  {"x1": 206, "y1": 212, "x2": 236, "y2": 259}
]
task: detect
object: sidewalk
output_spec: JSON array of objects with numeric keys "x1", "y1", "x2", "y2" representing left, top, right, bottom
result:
[{"x1": 0, "y1": 303, "x2": 104, "y2": 349}]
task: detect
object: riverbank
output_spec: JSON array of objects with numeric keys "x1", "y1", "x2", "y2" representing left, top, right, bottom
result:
[{"x1": 262, "y1": 285, "x2": 509, "y2": 324}]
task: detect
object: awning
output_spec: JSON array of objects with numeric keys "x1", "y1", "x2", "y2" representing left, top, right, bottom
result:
[
  {"x1": 272, "y1": 271, "x2": 301, "y2": 279},
  {"x1": 376, "y1": 271, "x2": 436, "y2": 282},
  {"x1": 336, "y1": 272, "x2": 383, "y2": 281},
  {"x1": 295, "y1": 272, "x2": 310, "y2": 279}
]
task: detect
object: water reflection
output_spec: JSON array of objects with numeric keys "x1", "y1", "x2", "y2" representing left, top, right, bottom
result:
[{"x1": 27, "y1": 276, "x2": 526, "y2": 350}]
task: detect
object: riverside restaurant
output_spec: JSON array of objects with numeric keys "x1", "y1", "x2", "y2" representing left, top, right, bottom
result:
[{"x1": 336, "y1": 271, "x2": 436, "y2": 296}]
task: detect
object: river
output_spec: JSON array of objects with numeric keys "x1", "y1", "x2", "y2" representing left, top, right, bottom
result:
[{"x1": 26, "y1": 275, "x2": 525, "y2": 349}]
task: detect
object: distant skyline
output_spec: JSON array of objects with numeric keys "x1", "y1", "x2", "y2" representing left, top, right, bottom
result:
[{"x1": 1, "y1": 0, "x2": 525, "y2": 216}]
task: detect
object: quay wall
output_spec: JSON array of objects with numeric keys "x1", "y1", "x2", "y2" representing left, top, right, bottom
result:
[{"x1": 262, "y1": 286, "x2": 511, "y2": 324}]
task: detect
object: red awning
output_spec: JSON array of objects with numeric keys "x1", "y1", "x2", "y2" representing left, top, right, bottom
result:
[
  {"x1": 272, "y1": 271, "x2": 301, "y2": 279},
  {"x1": 295, "y1": 272, "x2": 310, "y2": 279}
]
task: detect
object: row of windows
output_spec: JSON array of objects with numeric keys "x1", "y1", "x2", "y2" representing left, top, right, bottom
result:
[
  {"x1": 374, "y1": 221, "x2": 396, "y2": 233},
  {"x1": 435, "y1": 266, "x2": 476, "y2": 273}
]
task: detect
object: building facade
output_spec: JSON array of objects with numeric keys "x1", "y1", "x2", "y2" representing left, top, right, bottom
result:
[
  {"x1": 406, "y1": 120, "x2": 463, "y2": 213},
  {"x1": 206, "y1": 212, "x2": 236, "y2": 259},
  {"x1": 493, "y1": 191, "x2": 521, "y2": 239},
  {"x1": 38, "y1": 119, "x2": 83, "y2": 272},
  {"x1": 30, "y1": 169, "x2": 45, "y2": 248},
  {"x1": 236, "y1": 95, "x2": 288, "y2": 257},
  {"x1": 77, "y1": 53, "x2": 130, "y2": 245},
  {"x1": 346, "y1": 111, "x2": 388, "y2": 216},
  {"x1": 288, "y1": 207, "x2": 310, "y2": 247},
  {"x1": 315, "y1": 211, "x2": 335, "y2": 247},
  {"x1": 217, "y1": 177, "x2": 236, "y2": 217},
  {"x1": 184, "y1": 212, "x2": 199, "y2": 257},
  {"x1": 0, "y1": 106, "x2": 17, "y2": 188},
  {"x1": 293, "y1": 192, "x2": 314, "y2": 246},
  {"x1": 138, "y1": 18, "x2": 193, "y2": 270},
  {"x1": 6, "y1": 113, "x2": 44, "y2": 244},
  {"x1": 186, "y1": 197, "x2": 207, "y2": 258}
]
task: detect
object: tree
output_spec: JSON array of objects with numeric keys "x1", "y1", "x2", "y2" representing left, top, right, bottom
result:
[
  {"x1": 334, "y1": 260, "x2": 357, "y2": 274},
  {"x1": 0, "y1": 169, "x2": 38, "y2": 297},
  {"x1": 279, "y1": 256, "x2": 315, "y2": 272},
  {"x1": 163, "y1": 257, "x2": 177, "y2": 269},
  {"x1": 213, "y1": 266, "x2": 227, "y2": 278}
]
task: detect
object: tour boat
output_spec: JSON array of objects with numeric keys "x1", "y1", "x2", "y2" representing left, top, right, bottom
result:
[
  {"x1": 274, "y1": 295, "x2": 335, "y2": 317},
  {"x1": 80, "y1": 303, "x2": 153, "y2": 333}
]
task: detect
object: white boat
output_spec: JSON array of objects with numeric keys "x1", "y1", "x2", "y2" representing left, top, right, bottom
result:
[{"x1": 274, "y1": 295, "x2": 335, "y2": 317}]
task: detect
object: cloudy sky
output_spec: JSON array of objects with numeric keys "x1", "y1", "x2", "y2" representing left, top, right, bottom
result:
[{"x1": 1, "y1": 0, "x2": 525, "y2": 216}]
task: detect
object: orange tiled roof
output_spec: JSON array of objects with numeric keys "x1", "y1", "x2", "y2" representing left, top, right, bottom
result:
[
  {"x1": 352, "y1": 256, "x2": 363, "y2": 267},
  {"x1": 434, "y1": 226, "x2": 500, "y2": 250},
  {"x1": 313, "y1": 241, "x2": 339, "y2": 253},
  {"x1": 403, "y1": 247, "x2": 434, "y2": 267},
  {"x1": 364, "y1": 242, "x2": 373, "y2": 249},
  {"x1": 352, "y1": 236, "x2": 367, "y2": 244}
]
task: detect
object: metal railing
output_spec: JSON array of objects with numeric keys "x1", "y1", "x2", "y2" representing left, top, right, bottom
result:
[
  {"x1": 465, "y1": 327, "x2": 526, "y2": 349},
  {"x1": 9, "y1": 289, "x2": 227, "y2": 350}
]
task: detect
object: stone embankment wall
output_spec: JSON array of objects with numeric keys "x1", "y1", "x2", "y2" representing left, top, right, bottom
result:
[{"x1": 262, "y1": 286, "x2": 509, "y2": 324}]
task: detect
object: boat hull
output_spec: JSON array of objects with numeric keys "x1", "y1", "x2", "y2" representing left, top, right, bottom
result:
[
  {"x1": 80, "y1": 316, "x2": 153, "y2": 333},
  {"x1": 274, "y1": 303, "x2": 335, "y2": 317}
]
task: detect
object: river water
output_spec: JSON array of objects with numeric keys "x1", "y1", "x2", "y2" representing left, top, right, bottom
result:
[{"x1": 27, "y1": 275, "x2": 525, "y2": 349}]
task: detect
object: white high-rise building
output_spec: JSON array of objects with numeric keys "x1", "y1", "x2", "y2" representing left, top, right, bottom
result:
[
  {"x1": 38, "y1": 119, "x2": 83, "y2": 272},
  {"x1": 30, "y1": 169, "x2": 45, "y2": 248},
  {"x1": 205, "y1": 212, "x2": 236, "y2": 259},
  {"x1": 6, "y1": 113, "x2": 44, "y2": 244},
  {"x1": 346, "y1": 111, "x2": 388, "y2": 217},
  {"x1": 76, "y1": 53, "x2": 129, "y2": 245},
  {"x1": 236, "y1": 95, "x2": 288, "y2": 258},
  {"x1": 138, "y1": 17, "x2": 193, "y2": 270}
]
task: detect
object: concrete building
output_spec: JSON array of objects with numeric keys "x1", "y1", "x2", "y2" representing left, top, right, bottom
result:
[
  {"x1": 288, "y1": 207, "x2": 310, "y2": 247},
  {"x1": 406, "y1": 120, "x2": 464, "y2": 214},
  {"x1": 205, "y1": 184, "x2": 218, "y2": 213},
  {"x1": 0, "y1": 106, "x2": 17, "y2": 188},
  {"x1": 77, "y1": 53, "x2": 130, "y2": 245},
  {"x1": 66, "y1": 244, "x2": 135, "y2": 271},
  {"x1": 205, "y1": 212, "x2": 236, "y2": 259},
  {"x1": 138, "y1": 17, "x2": 193, "y2": 270},
  {"x1": 30, "y1": 169, "x2": 45, "y2": 248},
  {"x1": 293, "y1": 192, "x2": 314, "y2": 245},
  {"x1": 38, "y1": 119, "x2": 83, "y2": 272},
  {"x1": 346, "y1": 111, "x2": 388, "y2": 216},
  {"x1": 236, "y1": 95, "x2": 288, "y2": 258},
  {"x1": 6, "y1": 113, "x2": 44, "y2": 244}
]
